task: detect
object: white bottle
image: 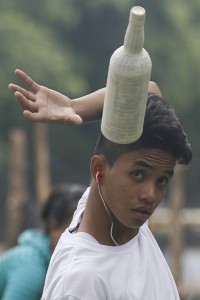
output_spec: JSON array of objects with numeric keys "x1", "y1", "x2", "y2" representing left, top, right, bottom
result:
[{"x1": 101, "y1": 6, "x2": 152, "y2": 144}]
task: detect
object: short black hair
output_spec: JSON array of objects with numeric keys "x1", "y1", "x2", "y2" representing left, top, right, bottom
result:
[
  {"x1": 41, "y1": 183, "x2": 86, "y2": 233},
  {"x1": 94, "y1": 93, "x2": 192, "y2": 166}
]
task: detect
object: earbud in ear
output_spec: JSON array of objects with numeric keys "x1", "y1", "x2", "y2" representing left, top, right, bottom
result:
[{"x1": 96, "y1": 170, "x2": 103, "y2": 184}]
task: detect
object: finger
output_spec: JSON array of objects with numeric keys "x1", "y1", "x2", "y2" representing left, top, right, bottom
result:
[
  {"x1": 15, "y1": 92, "x2": 38, "y2": 112},
  {"x1": 65, "y1": 114, "x2": 83, "y2": 126},
  {"x1": 23, "y1": 111, "x2": 44, "y2": 122},
  {"x1": 15, "y1": 69, "x2": 40, "y2": 93},
  {"x1": 9, "y1": 84, "x2": 36, "y2": 102},
  {"x1": 24, "y1": 111, "x2": 83, "y2": 125},
  {"x1": 71, "y1": 115, "x2": 83, "y2": 125},
  {"x1": 23, "y1": 111, "x2": 52, "y2": 123}
]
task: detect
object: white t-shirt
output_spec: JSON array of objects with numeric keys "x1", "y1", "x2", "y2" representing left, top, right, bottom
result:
[{"x1": 42, "y1": 188, "x2": 180, "y2": 300}]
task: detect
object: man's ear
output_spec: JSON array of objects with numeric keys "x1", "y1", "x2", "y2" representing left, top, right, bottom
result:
[{"x1": 90, "y1": 155, "x2": 106, "y2": 182}]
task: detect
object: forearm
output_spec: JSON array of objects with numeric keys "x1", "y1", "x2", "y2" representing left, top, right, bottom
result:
[
  {"x1": 72, "y1": 88, "x2": 105, "y2": 123},
  {"x1": 148, "y1": 81, "x2": 162, "y2": 97},
  {"x1": 71, "y1": 82, "x2": 161, "y2": 124}
]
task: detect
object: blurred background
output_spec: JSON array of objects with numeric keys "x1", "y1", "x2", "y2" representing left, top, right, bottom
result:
[{"x1": 0, "y1": 0, "x2": 199, "y2": 298}]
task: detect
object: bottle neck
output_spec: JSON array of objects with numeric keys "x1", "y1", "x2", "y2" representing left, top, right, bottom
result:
[{"x1": 124, "y1": 12, "x2": 144, "y2": 55}]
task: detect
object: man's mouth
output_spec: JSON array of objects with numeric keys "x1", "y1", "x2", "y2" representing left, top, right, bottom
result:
[{"x1": 132, "y1": 207, "x2": 152, "y2": 219}]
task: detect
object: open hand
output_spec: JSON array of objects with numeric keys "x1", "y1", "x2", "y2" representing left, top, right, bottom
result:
[{"x1": 8, "y1": 69, "x2": 83, "y2": 125}]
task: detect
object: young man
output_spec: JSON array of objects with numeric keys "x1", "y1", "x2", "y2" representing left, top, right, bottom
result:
[{"x1": 9, "y1": 70, "x2": 192, "y2": 299}]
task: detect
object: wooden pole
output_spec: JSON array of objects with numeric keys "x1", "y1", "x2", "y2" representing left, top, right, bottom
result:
[
  {"x1": 5, "y1": 128, "x2": 28, "y2": 247},
  {"x1": 34, "y1": 123, "x2": 51, "y2": 205}
]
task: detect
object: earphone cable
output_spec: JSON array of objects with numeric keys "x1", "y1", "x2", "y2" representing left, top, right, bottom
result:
[{"x1": 97, "y1": 184, "x2": 119, "y2": 246}]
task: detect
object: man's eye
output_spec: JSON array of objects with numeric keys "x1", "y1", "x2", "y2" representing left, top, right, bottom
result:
[
  {"x1": 157, "y1": 176, "x2": 169, "y2": 187},
  {"x1": 131, "y1": 171, "x2": 144, "y2": 180}
]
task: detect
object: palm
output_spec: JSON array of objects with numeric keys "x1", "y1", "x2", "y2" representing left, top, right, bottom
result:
[{"x1": 34, "y1": 86, "x2": 77, "y2": 123}]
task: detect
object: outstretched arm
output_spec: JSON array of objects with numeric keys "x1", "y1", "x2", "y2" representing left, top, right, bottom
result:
[
  {"x1": 8, "y1": 69, "x2": 105, "y2": 125},
  {"x1": 8, "y1": 69, "x2": 162, "y2": 125}
]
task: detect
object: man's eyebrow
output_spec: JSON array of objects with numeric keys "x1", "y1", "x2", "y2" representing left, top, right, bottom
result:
[
  {"x1": 134, "y1": 159, "x2": 174, "y2": 177},
  {"x1": 134, "y1": 160, "x2": 154, "y2": 170}
]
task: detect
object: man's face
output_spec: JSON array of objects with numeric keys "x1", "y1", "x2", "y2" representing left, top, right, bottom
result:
[{"x1": 101, "y1": 148, "x2": 176, "y2": 230}]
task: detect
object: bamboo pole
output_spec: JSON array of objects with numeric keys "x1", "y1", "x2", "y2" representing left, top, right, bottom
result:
[
  {"x1": 149, "y1": 166, "x2": 187, "y2": 295},
  {"x1": 169, "y1": 165, "x2": 185, "y2": 287}
]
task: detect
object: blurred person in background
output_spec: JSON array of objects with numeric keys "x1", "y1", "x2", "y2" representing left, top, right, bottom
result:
[{"x1": 0, "y1": 183, "x2": 86, "y2": 300}]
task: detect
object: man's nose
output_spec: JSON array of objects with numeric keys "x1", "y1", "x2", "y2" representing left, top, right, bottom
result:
[{"x1": 140, "y1": 181, "x2": 157, "y2": 204}]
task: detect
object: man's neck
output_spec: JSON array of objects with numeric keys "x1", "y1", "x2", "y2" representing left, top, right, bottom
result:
[{"x1": 77, "y1": 182, "x2": 139, "y2": 246}]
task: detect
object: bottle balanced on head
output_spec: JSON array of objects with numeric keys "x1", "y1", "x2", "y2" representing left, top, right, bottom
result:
[{"x1": 101, "y1": 6, "x2": 152, "y2": 144}]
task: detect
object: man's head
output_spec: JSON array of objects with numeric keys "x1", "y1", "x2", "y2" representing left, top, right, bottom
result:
[
  {"x1": 90, "y1": 94, "x2": 192, "y2": 237},
  {"x1": 94, "y1": 93, "x2": 192, "y2": 167}
]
